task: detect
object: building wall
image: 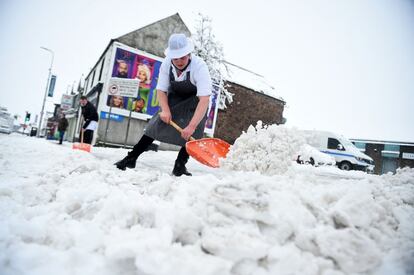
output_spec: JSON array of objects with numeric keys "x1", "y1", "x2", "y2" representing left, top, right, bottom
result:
[
  {"x1": 214, "y1": 81, "x2": 285, "y2": 144},
  {"x1": 95, "y1": 116, "x2": 180, "y2": 151},
  {"x1": 97, "y1": 117, "x2": 147, "y2": 146},
  {"x1": 117, "y1": 13, "x2": 191, "y2": 58},
  {"x1": 352, "y1": 140, "x2": 414, "y2": 174},
  {"x1": 364, "y1": 143, "x2": 384, "y2": 175},
  {"x1": 65, "y1": 117, "x2": 77, "y2": 142}
]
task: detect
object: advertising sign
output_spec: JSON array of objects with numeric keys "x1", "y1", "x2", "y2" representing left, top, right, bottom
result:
[
  {"x1": 204, "y1": 81, "x2": 221, "y2": 136},
  {"x1": 105, "y1": 44, "x2": 220, "y2": 137},
  {"x1": 108, "y1": 47, "x2": 162, "y2": 116},
  {"x1": 48, "y1": 75, "x2": 57, "y2": 97},
  {"x1": 402, "y1": 152, "x2": 414, "y2": 160},
  {"x1": 60, "y1": 94, "x2": 74, "y2": 110},
  {"x1": 107, "y1": 78, "x2": 139, "y2": 97}
]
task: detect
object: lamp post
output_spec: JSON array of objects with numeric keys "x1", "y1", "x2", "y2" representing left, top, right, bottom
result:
[{"x1": 37, "y1": 46, "x2": 54, "y2": 137}]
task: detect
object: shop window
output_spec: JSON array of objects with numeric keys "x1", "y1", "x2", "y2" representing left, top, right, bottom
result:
[
  {"x1": 90, "y1": 70, "x2": 96, "y2": 88},
  {"x1": 354, "y1": 142, "x2": 366, "y2": 151},
  {"x1": 382, "y1": 144, "x2": 400, "y2": 158},
  {"x1": 384, "y1": 144, "x2": 400, "y2": 152},
  {"x1": 98, "y1": 58, "x2": 105, "y2": 81}
]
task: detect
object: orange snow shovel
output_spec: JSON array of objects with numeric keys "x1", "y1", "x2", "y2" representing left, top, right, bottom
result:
[
  {"x1": 169, "y1": 121, "x2": 230, "y2": 168},
  {"x1": 72, "y1": 126, "x2": 91, "y2": 153}
]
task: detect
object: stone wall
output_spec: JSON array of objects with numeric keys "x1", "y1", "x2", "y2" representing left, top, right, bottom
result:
[{"x1": 214, "y1": 81, "x2": 285, "y2": 144}]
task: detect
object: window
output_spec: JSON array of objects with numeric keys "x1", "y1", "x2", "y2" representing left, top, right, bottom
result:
[
  {"x1": 384, "y1": 144, "x2": 400, "y2": 152},
  {"x1": 382, "y1": 144, "x2": 400, "y2": 158},
  {"x1": 354, "y1": 142, "x2": 366, "y2": 151},
  {"x1": 328, "y1": 138, "x2": 343, "y2": 150},
  {"x1": 98, "y1": 58, "x2": 105, "y2": 81},
  {"x1": 90, "y1": 70, "x2": 96, "y2": 88}
]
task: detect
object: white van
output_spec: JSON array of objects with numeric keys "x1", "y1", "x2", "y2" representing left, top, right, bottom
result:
[{"x1": 301, "y1": 130, "x2": 375, "y2": 173}]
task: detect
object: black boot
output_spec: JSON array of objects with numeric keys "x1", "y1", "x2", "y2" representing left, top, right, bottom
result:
[
  {"x1": 172, "y1": 161, "x2": 192, "y2": 177},
  {"x1": 114, "y1": 156, "x2": 136, "y2": 170}
]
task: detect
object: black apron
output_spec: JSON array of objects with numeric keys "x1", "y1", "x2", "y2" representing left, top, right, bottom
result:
[{"x1": 145, "y1": 66, "x2": 207, "y2": 146}]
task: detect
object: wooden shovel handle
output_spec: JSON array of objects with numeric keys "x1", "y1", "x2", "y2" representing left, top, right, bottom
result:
[
  {"x1": 79, "y1": 117, "x2": 84, "y2": 144},
  {"x1": 80, "y1": 128, "x2": 84, "y2": 144},
  {"x1": 169, "y1": 121, "x2": 196, "y2": 141}
]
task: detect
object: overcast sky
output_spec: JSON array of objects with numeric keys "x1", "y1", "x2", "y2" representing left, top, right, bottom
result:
[{"x1": 1, "y1": 0, "x2": 413, "y2": 142}]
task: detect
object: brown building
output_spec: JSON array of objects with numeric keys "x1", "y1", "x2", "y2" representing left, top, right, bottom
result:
[{"x1": 351, "y1": 139, "x2": 414, "y2": 174}]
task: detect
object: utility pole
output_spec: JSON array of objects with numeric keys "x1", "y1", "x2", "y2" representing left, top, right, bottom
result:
[{"x1": 37, "y1": 46, "x2": 54, "y2": 137}]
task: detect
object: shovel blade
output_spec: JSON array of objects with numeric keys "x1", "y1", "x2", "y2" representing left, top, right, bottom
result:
[
  {"x1": 72, "y1": 143, "x2": 91, "y2": 153},
  {"x1": 185, "y1": 138, "x2": 230, "y2": 168}
]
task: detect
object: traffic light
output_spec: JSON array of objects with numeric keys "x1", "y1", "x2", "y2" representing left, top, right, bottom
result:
[{"x1": 25, "y1": 112, "x2": 31, "y2": 122}]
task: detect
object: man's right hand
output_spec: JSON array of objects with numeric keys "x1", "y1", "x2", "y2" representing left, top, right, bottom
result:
[
  {"x1": 159, "y1": 110, "x2": 171, "y2": 124},
  {"x1": 156, "y1": 90, "x2": 171, "y2": 124}
]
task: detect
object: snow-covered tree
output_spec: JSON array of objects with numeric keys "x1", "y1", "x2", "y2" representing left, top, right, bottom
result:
[{"x1": 192, "y1": 13, "x2": 233, "y2": 109}]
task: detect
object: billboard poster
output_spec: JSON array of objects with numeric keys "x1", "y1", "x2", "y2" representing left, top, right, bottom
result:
[
  {"x1": 204, "y1": 81, "x2": 221, "y2": 137},
  {"x1": 109, "y1": 47, "x2": 162, "y2": 116}
]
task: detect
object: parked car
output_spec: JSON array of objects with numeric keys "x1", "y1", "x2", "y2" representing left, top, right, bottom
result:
[
  {"x1": 296, "y1": 144, "x2": 336, "y2": 166},
  {"x1": 0, "y1": 117, "x2": 13, "y2": 134}
]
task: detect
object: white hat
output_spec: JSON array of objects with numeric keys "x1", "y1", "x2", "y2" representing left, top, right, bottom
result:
[{"x1": 164, "y1": 33, "x2": 194, "y2": 59}]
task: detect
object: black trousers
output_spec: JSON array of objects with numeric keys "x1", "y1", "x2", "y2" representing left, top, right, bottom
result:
[
  {"x1": 59, "y1": 130, "x2": 65, "y2": 144},
  {"x1": 130, "y1": 135, "x2": 189, "y2": 164},
  {"x1": 83, "y1": 130, "x2": 94, "y2": 144}
]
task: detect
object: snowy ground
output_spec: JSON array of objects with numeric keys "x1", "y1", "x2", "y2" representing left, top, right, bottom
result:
[{"x1": 0, "y1": 132, "x2": 413, "y2": 275}]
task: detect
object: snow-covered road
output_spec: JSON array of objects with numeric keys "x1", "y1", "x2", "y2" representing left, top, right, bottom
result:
[{"x1": 0, "y1": 133, "x2": 413, "y2": 275}]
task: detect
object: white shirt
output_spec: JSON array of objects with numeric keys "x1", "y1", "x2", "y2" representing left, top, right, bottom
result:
[
  {"x1": 156, "y1": 54, "x2": 212, "y2": 97},
  {"x1": 85, "y1": 120, "x2": 98, "y2": 131}
]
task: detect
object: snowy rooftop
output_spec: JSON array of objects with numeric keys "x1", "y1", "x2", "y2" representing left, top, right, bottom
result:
[{"x1": 223, "y1": 62, "x2": 284, "y2": 102}]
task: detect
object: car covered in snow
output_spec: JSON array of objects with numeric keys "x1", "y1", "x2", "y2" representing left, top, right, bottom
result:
[
  {"x1": 296, "y1": 144, "x2": 336, "y2": 166},
  {"x1": 0, "y1": 111, "x2": 13, "y2": 134}
]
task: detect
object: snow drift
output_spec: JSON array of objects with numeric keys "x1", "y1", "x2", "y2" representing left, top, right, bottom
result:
[{"x1": 0, "y1": 133, "x2": 413, "y2": 275}]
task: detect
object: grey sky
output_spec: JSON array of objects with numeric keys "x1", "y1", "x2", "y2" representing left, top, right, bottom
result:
[{"x1": 1, "y1": 0, "x2": 413, "y2": 141}]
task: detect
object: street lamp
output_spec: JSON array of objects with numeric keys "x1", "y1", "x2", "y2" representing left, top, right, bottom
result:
[{"x1": 37, "y1": 46, "x2": 54, "y2": 137}]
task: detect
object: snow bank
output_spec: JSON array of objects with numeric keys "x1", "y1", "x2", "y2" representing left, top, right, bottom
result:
[
  {"x1": 0, "y1": 134, "x2": 413, "y2": 275},
  {"x1": 222, "y1": 122, "x2": 306, "y2": 174},
  {"x1": 224, "y1": 63, "x2": 283, "y2": 101}
]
